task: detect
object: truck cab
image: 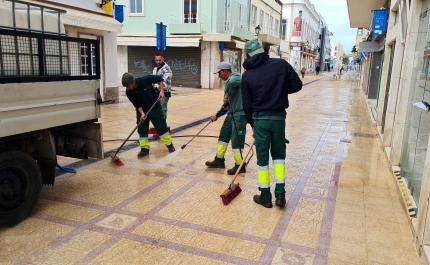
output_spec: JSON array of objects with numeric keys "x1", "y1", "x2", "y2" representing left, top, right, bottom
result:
[{"x1": 0, "y1": 0, "x2": 104, "y2": 226}]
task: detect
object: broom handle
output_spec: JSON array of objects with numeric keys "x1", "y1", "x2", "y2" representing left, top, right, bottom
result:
[
  {"x1": 183, "y1": 120, "x2": 212, "y2": 147},
  {"x1": 114, "y1": 100, "x2": 159, "y2": 155},
  {"x1": 231, "y1": 141, "x2": 254, "y2": 183}
]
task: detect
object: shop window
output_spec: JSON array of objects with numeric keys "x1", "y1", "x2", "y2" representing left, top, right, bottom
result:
[
  {"x1": 129, "y1": 0, "x2": 144, "y2": 15},
  {"x1": 184, "y1": 0, "x2": 198, "y2": 23},
  {"x1": 251, "y1": 5, "x2": 257, "y2": 25}
]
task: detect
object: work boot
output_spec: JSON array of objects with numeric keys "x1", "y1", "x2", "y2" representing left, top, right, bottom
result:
[
  {"x1": 205, "y1": 157, "x2": 225, "y2": 168},
  {"x1": 253, "y1": 195, "x2": 273, "y2": 208},
  {"x1": 275, "y1": 193, "x2": 286, "y2": 207},
  {"x1": 227, "y1": 163, "x2": 246, "y2": 175},
  {"x1": 137, "y1": 148, "x2": 149, "y2": 158},
  {"x1": 167, "y1": 143, "x2": 176, "y2": 153}
]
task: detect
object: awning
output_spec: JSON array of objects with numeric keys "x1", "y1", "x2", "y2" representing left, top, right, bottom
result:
[
  {"x1": 117, "y1": 36, "x2": 201, "y2": 47},
  {"x1": 233, "y1": 39, "x2": 246, "y2": 50},
  {"x1": 62, "y1": 8, "x2": 122, "y2": 33}
]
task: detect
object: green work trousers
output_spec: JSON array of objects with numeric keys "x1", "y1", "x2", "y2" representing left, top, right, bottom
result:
[
  {"x1": 136, "y1": 106, "x2": 171, "y2": 149},
  {"x1": 160, "y1": 96, "x2": 170, "y2": 119},
  {"x1": 216, "y1": 115, "x2": 247, "y2": 164},
  {"x1": 254, "y1": 119, "x2": 286, "y2": 197}
]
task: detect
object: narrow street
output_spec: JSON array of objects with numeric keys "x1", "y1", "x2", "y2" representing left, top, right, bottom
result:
[{"x1": 0, "y1": 77, "x2": 421, "y2": 265}]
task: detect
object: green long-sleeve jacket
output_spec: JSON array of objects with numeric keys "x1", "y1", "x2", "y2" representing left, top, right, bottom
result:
[
  {"x1": 126, "y1": 75, "x2": 163, "y2": 112},
  {"x1": 215, "y1": 72, "x2": 244, "y2": 118}
]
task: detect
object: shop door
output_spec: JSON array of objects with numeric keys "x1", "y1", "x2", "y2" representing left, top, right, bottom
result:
[
  {"x1": 223, "y1": 49, "x2": 242, "y2": 73},
  {"x1": 401, "y1": 8, "x2": 430, "y2": 205},
  {"x1": 128, "y1": 46, "x2": 201, "y2": 88},
  {"x1": 381, "y1": 43, "x2": 395, "y2": 133}
]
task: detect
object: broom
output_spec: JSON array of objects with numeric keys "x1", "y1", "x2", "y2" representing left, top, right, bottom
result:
[
  {"x1": 109, "y1": 100, "x2": 159, "y2": 166},
  {"x1": 154, "y1": 120, "x2": 212, "y2": 166},
  {"x1": 220, "y1": 140, "x2": 254, "y2": 205}
]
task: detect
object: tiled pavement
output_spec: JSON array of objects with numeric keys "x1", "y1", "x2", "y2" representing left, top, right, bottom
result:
[{"x1": 0, "y1": 75, "x2": 422, "y2": 264}]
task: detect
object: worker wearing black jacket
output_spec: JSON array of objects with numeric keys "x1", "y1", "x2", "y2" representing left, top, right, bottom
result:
[{"x1": 242, "y1": 40, "x2": 302, "y2": 208}]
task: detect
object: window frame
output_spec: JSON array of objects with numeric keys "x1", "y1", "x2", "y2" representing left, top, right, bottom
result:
[
  {"x1": 259, "y1": 10, "x2": 264, "y2": 29},
  {"x1": 183, "y1": 0, "x2": 199, "y2": 24},
  {"x1": 251, "y1": 5, "x2": 257, "y2": 25},
  {"x1": 129, "y1": 0, "x2": 144, "y2": 16},
  {"x1": 239, "y1": 4, "x2": 244, "y2": 28}
]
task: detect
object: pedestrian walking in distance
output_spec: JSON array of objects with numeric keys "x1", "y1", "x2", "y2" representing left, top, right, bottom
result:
[
  {"x1": 121, "y1": 72, "x2": 175, "y2": 157},
  {"x1": 300, "y1": 66, "x2": 306, "y2": 78},
  {"x1": 205, "y1": 62, "x2": 247, "y2": 175},
  {"x1": 316, "y1": 65, "x2": 320, "y2": 75},
  {"x1": 241, "y1": 40, "x2": 302, "y2": 208},
  {"x1": 153, "y1": 54, "x2": 172, "y2": 119}
]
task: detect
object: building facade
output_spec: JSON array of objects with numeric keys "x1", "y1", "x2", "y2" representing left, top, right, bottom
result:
[
  {"x1": 347, "y1": 0, "x2": 430, "y2": 263},
  {"x1": 317, "y1": 15, "x2": 333, "y2": 71},
  {"x1": 280, "y1": 0, "x2": 320, "y2": 72},
  {"x1": 116, "y1": 0, "x2": 281, "y2": 89}
]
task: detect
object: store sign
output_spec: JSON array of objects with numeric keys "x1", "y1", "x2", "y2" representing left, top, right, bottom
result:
[
  {"x1": 372, "y1": 10, "x2": 388, "y2": 36},
  {"x1": 358, "y1": 41, "x2": 379, "y2": 52}
]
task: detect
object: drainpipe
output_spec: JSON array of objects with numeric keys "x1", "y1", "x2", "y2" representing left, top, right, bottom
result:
[{"x1": 209, "y1": 42, "x2": 212, "y2": 89}]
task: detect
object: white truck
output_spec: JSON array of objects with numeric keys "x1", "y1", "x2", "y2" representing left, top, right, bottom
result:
[{"x1": 0, "y1": 0, "x2": 104, "y2": 226}]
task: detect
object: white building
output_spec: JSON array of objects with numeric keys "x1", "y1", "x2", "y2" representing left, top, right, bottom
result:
[{"x1": 280, "y1": 0, "x2": 320, "y2": 71}]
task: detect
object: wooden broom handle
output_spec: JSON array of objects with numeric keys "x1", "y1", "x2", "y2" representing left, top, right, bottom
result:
[{"x1": 114, "y1": 100, "x2": 159, "y2": 155}]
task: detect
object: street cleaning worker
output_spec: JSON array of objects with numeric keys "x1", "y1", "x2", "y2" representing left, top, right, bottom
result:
[
  {"x1": 153, "y1": 53, "x2": 173, "y2": 119},
  {"x1": 241, "y1": 40, "x2": 302, "y2": 208},
  {"x1": 205, "y1": 62, "x2": 247, "y2": 175},
  {"x1": 121, "y1": 72, "x2": 175, "y2": 157}
]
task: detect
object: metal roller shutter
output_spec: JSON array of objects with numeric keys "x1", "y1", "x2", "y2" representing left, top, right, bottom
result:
[{"x1": 127, "y1": 46, "x2": 201, "y2": 88}]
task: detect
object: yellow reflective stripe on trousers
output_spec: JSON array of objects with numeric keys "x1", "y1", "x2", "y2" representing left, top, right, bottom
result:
[
  {"x1": 216, "y1": 142, "x2": 228, "y2": 158},
  {"x1": 258, "y1": 165, "x2": 270, "y2": 188},
  {"x1": 273, "y1": 160, "x2": 285, "y2": 184},
  {"x1": 233, "y1": 150, "x2": 243, "y2": 165},
  {"x1": 159, "y1": 132, "x2": 172, "y2": 146},
  {"x1": 139, "y1": 138, "x2": 150, "y2": 148}
]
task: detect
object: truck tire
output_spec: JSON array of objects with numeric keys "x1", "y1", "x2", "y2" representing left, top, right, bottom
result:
[{"x1": 0, "y1": 151, "x2": 42, "y2": 227}]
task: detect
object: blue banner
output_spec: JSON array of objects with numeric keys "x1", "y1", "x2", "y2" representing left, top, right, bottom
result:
[
  {"x1": 114, "y1": 5, "x2": 124, "y2": 23},
  {"x1": 219, "y1": 42, "x2": 224, "y2": 51},
  {"x1": 372, "y1": 10, "x2": 388, "y2": 36},
  {"x1": 156, "y1": 23, "x2": 167, "y2": 51}
]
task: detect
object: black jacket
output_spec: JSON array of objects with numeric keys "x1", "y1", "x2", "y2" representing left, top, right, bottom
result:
[{"x1": 241, "y1": 53, "x2": 302, "y2": 127}]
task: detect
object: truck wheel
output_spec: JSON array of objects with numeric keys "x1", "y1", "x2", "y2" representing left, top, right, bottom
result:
[{"x1": 0, "y1": 151, "x2": 42, "y2": 227}]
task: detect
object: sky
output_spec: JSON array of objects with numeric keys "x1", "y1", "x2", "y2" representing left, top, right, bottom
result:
[{"x1": 311, "y1": 0, "x2": 357, "y2": 54}]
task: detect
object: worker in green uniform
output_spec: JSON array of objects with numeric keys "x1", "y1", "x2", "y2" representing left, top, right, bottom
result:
[
  {"x1": 121, "y1": 72, "x2": 175, "y2": 157},
  {"x1": 241, "y1": 40, "x2": 302, "y2": 208},
  {"x1": 205, "y1": 62, "x2": 247, "y2": 175}
]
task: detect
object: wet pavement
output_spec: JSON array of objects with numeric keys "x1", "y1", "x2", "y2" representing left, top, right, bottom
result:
[{"x1": 0, "y1": 75, "x2": 422, "y2": 264}]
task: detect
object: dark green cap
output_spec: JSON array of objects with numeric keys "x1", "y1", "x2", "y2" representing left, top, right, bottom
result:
[{"x1": 121, "y1": 72, "x2": 135, "y2": 87}]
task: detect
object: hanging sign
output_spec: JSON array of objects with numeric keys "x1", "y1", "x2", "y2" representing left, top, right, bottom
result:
[
  {"x1": 101, "y1": 0, "x2": 113, "y2": 15},
  {"x1": 156, "y1": 22, "x2": 167, "y2": 51},
  {"x1": 114, "y1": 5, "x2": 124, "y2": 23},
  {"x1": 372, "y1": 10, "x2": 388, "y2": 36}
]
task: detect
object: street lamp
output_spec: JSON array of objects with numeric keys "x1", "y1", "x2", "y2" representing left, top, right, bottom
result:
[
  {"x1": 255, "y1": 25, "x2": 261, "y2": 35},
  {"x1": 255, "y1": 25, "x2": 262, "y2": 45}
]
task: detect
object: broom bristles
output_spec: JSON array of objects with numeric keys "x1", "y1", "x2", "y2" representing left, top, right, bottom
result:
[{"x1": 220, "y1": 183, "x2": 242, "y2": 205}]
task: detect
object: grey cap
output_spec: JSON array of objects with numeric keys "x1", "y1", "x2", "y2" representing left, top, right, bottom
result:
[{"x1": 213, "y1": 62, "x2": 232, "y2": 74}]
